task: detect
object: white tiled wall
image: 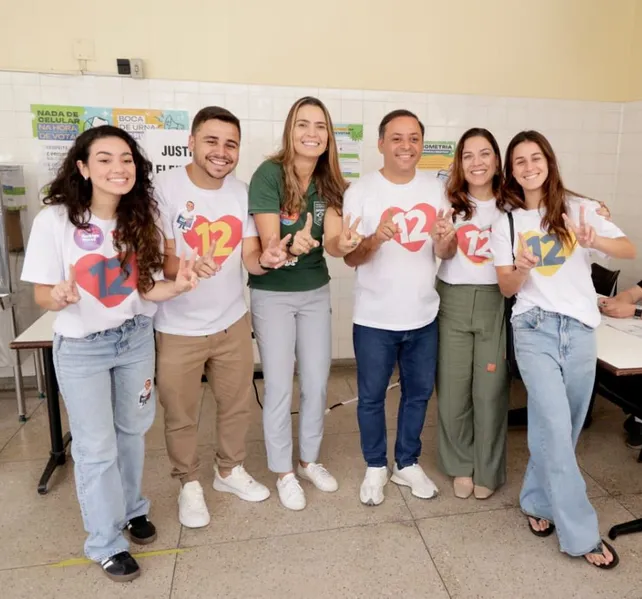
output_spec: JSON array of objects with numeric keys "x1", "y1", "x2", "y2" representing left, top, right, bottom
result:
[
  {"x1": 0, "y1": 71, "x2": 636, "y2": 362},
  {"x1": 613, "y1": 101, "x2": 642, "y2": 290}
]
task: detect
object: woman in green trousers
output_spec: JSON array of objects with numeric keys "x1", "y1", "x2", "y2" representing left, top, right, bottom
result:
[{"x1": 436, "y1": 128, "x2": 517, "y2": 499}]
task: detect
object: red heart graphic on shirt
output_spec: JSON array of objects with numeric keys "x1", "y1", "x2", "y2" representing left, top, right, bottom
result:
[
  {"x1": 383, "y1": 203, "x2": 437, "y2": 252},
  {"x1": 456, "y1": 224, "x2": 493, "y2": 264},
  {"x1": 182, "y1": 215, "x2": 243, "y2": 265},
  {"x1": 75, "y1": 254, "x2": 139, "y2": 308}
]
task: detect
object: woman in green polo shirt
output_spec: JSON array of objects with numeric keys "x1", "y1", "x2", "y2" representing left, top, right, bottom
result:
[{"x1": 248, "y1": 96, "x2": 359, "y2": 511}]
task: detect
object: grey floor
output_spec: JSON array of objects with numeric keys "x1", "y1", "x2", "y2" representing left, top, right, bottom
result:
[{"x1": 0, "y1": 366, "x2": 640, "y2": 598}]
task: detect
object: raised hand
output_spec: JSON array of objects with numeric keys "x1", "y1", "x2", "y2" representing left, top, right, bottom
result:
[
  {"x1": 174, "y1": 249, "x2": 199, "y2": 293},
  {"x1": 289, "y1": 213, "x2": 320, "y2": 256},
  {"x1": 194, "y1": 240, "x2": 221, "y2": 279},
  {"x1": 562, "y1": 205, "x2": 596, "y2": 248},
  {"x1": 515, "y1": 233, "x2": 539, "y2": 274},
  {"x1": 50, "y1": 264, "x2": 81, "y2": 310},
  {"x1": 260, "y1": 233, "x2": 292, "y2": 269},
  {"x1": 431, "y1": 208, "x2": 456, "y2": 244},
  {"x1": 375, "y1": 209, "x2": 400, "y2": 243},
  {"x1": 337, "y1": 214, "x2": 363, "y2": 255}
]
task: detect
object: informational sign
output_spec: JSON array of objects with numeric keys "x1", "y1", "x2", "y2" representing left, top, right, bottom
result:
[
  {"x1": 0, "y1": 165, "x2": 27, "y2": 210},
  {"x1": 418, "y1": 140, "x2": 455, "y2": 179},
  {"x1": 31, "y1": 104, "x2": 189, "y2": 195},
  {"x1": 141, "y1": 129, "x2": 192, "y2": 175},
  {"x1": 334, "y1": 123, "x2": 363, "y2": 180}
]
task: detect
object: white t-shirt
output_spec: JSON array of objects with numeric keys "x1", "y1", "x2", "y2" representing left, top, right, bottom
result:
[
  {"x1": 343, "y1": 170, "x2": 449, "y2": 331},
  {"x1": 438, "y1": 196, "x2": 501, "y2": 285},
  {"x1": 21, "y1": 205, "x2": 158, "y2": 338},
  {"x1": 154, "y1": 167, "x2": 257, "y2": 336},
  {"x1": 491, "y1": 197, "x2": 625, "y2": 328}
]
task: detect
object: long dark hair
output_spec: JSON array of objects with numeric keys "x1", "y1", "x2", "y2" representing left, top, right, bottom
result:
[
  {"x1": 271, "y1": 96, "x2": 347, "y2": 216},
  {"x1": 43, "y1": 125, "x2": 163, "y2": 293},
  {"x1": 447, "y1": 128, "x2": 513, "y2": 220},
  {"x1": 503, "y1": 130, "x2": 581, "y2": 248}
]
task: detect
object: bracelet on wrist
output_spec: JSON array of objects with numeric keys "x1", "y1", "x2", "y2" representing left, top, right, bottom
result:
[{"x1": 258, "y1": 257, "x2": 275, "y2": 271}]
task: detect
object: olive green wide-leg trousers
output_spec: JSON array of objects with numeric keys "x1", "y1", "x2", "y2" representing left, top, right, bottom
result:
[{"x1": 436, "y1": 280, "x2": 510, "y2": 491}]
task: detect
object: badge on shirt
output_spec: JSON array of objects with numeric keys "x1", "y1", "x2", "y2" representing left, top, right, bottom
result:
[
  {"x1": 313, "y1": 201, "x2": 325, "y2": 227},
  {"x1": 176, "y1": 201, "x2": 196, "y2": 232}
]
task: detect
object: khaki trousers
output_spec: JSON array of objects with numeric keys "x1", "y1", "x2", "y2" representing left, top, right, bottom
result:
[{"x1": 156, "y1": 313, "x2": 253, "y2": 483}]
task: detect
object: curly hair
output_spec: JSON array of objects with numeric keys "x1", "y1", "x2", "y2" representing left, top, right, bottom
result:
[
  {"x1": 43, "y1": 125, "x2": 163, "y2": 293},
  {"x1": 271, "y1": 96, "x2": 347, "y2": 216}
]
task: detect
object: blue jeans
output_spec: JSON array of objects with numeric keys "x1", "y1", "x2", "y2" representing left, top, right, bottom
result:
[
  {"x1": 53, "y1": 315, "x2": 156, "y2": 562},
  {"x1": 513, "y1": 308, "x2": 600, "y2": 556},
  {"x1": 353, "y1": 320, "x2": 438, "y2": 469}
]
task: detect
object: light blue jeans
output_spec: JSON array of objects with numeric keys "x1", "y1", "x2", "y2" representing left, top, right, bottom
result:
[
  {"x1": 513, "y1": 308, "x2": 600, "y2": 556},
  {"x1": 53, "y1": 315, "x2": 156, "y2": 562}
]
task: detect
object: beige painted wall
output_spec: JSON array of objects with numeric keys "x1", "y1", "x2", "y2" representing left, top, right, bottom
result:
[{"x1": 1, "y1": 0, "x2": 638, "y2": 101}]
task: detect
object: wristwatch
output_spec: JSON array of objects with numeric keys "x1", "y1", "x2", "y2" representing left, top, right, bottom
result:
[{"x1": 634, "y1": 305, "x2": 642, "y2": 320}]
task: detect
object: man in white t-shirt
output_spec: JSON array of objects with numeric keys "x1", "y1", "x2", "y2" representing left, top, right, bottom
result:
[
  {"x1": 155, "y1": 107, "x2": 289, "y2": 528},
  {"x1": 343, "y1": 110, "x2": 457, "y2": 506}
]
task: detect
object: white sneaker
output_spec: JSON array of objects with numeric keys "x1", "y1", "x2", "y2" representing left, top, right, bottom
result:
[
  {"x1": 213, "y1": 465, "x2": 271, "y2": 502},
  {"x1": 391, "y1": 463, "x2": 438, "y2": 499},
  {"x1": 297, "y1": 463, "x2": 339, "y2": 492},
  {"x1": 178, "y1": 481, "x2": 211, "y2": 528},
  {"x1": 360, "y1": 466, "x2": 389, "y2": 506},
  {"x1": 276, "y1": 473, "x2": 306, "y2": 511}
]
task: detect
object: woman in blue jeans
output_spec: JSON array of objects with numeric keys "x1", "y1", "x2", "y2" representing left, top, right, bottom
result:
[
  {"x1": 21, "y1": 126, "x2": 196, "y2": 582},
  {"x1": 491, "y1": 130, "x2": 635, "y2": 569}
]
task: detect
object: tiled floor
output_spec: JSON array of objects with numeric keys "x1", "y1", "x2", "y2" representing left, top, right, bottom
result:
[{"x1": 0, "y1": 367, "x2": 641, "y2": 598}]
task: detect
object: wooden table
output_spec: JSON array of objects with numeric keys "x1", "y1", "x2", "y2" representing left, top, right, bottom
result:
[{"x1": 9, "y1": 312, "x2": 71, "y2": 495}]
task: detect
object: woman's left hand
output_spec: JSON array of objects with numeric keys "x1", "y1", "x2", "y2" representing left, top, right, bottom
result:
[{"x1": 173, "y1": 250, "x2": 199, "y2": 294}]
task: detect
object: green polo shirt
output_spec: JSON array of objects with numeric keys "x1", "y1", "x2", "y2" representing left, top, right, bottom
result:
[{"x1": 248, "y1": 160, "x2": 329, "y2": 292}]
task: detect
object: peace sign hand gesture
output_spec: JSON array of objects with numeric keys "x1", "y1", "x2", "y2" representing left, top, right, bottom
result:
[
  {"x1": 173, "y1": 249, "x2": 199, "y2": 293},
  {"x1": 194, "y1": 241, "x2": 221, "y2": 279},
  {"x1": 515, "y1": 233, "x2": 539, "y2": 275},
  {"x1": 260, "y1": 233, "x2": 292, "y2": 269},
  {"x1": 337, "y1": 215, "x2": 363, "y2": 255},
  {"x1": 289, "y1": 213, "x2": 320, "y2": 257},
  {"x1": 50, "y1": 264, "x2": 81, "y2": 310},
  {"x1": 431, "y1": 208, "x2": 456, "y2": 244},
  {"x1": 562, "y1": 205, "x2": 596, "y2": 248}
]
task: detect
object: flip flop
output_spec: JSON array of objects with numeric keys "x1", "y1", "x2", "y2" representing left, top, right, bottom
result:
[
  {"x1": 585, "y1": 540, "x2": 619, "y2": 570},
  {"x1": 526, "y1": 515, "x2": 555, "y2": 537}
]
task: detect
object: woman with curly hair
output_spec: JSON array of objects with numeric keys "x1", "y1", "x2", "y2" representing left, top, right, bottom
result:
[{"x1": 21, "y1": 125, "x2": 197, "y2": 582}]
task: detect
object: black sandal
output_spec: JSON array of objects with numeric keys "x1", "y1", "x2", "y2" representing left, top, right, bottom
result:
[
  {"x1": 585, "y1": 540, "x2": 619, "y2": 569},
  {"x1": 526, "y1": 515, "x2": 555, "y2": 537}
]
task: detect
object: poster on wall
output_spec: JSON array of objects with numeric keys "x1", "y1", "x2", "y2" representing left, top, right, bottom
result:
[
  {"x1": 0, "y1": 165, "x2": 27, "y2": 210},
  {"x1": 334, "y1": 124, "x2": 363, "y2": 180},
  {"x1": 141, "y1": 129, "x2": 192, "y2": 175},
  {"x1": 30, "y1": 104, "x2": 190, "y2": 194},
  {"x1": 418, "y1": 140, "x2": 456, "y2": 181}
]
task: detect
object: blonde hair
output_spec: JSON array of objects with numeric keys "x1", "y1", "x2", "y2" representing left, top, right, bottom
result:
[{"x1": 271, "y1": 96, "x2": 347, "y2": 215}]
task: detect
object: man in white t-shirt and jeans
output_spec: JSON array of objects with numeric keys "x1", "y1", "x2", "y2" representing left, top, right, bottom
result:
[
  {"x1": 344, "y1": 110, "x2": 457, "y2": 505},
  {"x1": 155, "y1": 107, "x2": 289, "y2": 527}
]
